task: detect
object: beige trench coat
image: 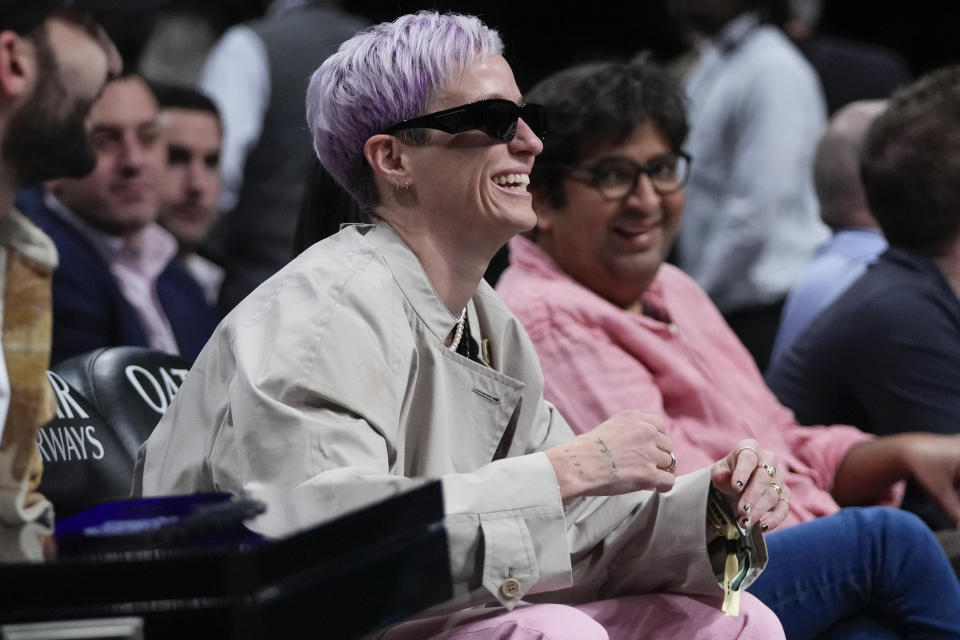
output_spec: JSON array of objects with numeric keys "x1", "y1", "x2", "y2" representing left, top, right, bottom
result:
[{"x1": 136, "y1": 223, "x2": 766, "y2": 612}]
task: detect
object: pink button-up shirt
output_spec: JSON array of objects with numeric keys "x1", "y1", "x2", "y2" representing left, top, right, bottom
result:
[
  {"x1": 44, "y1": 193, "x2": 180, "y2": 355},
  {"x1": 498, "y1": 235, "x2": 899, "y2": 528}
]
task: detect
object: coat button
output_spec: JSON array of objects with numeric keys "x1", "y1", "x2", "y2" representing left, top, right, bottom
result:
[{"x1": 500, "y1": 578, "x2": 521, "y2": 598}]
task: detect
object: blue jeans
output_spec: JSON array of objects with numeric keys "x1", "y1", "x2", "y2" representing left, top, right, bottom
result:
[{"x1": 749, "y1": 507, "x2": 960, "y2": 639}]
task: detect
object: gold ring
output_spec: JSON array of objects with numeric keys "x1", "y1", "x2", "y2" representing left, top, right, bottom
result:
[
  {"x1": 733, "y1": 446, "x2": 760, "y2": 462},
  {"x1": 665, "y1": 451, "x2": 677, "y2": 473},
  {"x1": 778, "y1": 497, "x2": 791, "y2": 509},
  {"x1": 769, "y1": 482, "x2": 783, "y2": 498},
  {"x1": 760, "y1": 463, "x2": 777, "y2": 478}
]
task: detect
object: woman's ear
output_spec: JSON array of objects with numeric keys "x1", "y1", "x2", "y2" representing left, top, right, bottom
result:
[
  {"x1": 364, "y1": 134, "x2": 411, "y2": 190},
  {"x1": 531, "y1": 188, "x2": 555, "y2": 234}
]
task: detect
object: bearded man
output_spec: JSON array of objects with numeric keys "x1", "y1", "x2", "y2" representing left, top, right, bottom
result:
[{"x1": 0, "y1": 2, "x2": 119, "y2": 525}]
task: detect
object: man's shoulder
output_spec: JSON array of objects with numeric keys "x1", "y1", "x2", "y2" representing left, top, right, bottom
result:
[
  {"x1": 842, "y1": 251, "x2": 945, "y2": 318},
  {"x1": 654, "y1": 263, "x2": 723, "y2": 310},
  {"x1": 789, "y1": 250, "x2": 865, "y2": 305},
  {"x1": 159, "y1": 256, "x2": 213, "y2": 301},
  {"x1": 734, "y1": 24, "x2": 820, "y2": 86},
  {"x1": 742, "y1": 24, "x2": 806, "y2": 63},
  {"x1": 794, "y1": 253, "x2": 942, "y2": 354},
  {"x1": 496, "y1": 261, "x2": 591, "y2": 335},
  {"x1": 18, "y1": 196, "x2": 106, "y2": 276},
  {"x1": 18, "y1": 191, "x2": 64, "y2": 237}
]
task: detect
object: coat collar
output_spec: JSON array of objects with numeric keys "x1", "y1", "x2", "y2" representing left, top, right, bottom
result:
[
  {"x1": 363, "y1": 222, "x2": 468, "y2": 345},
  {"x1": 0, "y1": 208, "x2": 57, "y2": 270}
]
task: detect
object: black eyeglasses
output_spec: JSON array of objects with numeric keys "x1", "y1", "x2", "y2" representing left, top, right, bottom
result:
[
  {"x1": 562, "y1": 152, "x2": 692, "y2": 199},
  {"x1": 383, "y1": 99, "x2": 547, "y2": 143}
]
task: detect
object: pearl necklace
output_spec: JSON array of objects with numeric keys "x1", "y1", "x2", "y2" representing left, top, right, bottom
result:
[{"x1": 448, "y1": 309, "x2": 466, "y2": 351}]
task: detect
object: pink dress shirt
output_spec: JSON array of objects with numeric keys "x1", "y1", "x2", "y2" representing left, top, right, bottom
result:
[
  {"x1": 44, "y1": 193, "x2": 180, "y2": 355},
  {"x1": 498, "y1": 235, "x2": 900, "y2": 528}
]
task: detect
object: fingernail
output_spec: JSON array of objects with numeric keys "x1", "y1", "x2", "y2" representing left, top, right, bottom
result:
[
  {"x1": 741, "y1": 517, "x2": 751, "y2": 527},
  {"x1": 736, "y1": 480, "x2": 744, "y2": 488},
  {"x1": 741, "y1": 503, "x2": 750, "y2": 513},
  {"x1": 761, "y1": 523, "x2": 769, "y2": 532}
]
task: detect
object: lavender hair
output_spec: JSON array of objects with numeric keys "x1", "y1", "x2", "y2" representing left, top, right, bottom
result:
[{"x1": 305, "y1": 11, "x2": 503, "y2": 208}]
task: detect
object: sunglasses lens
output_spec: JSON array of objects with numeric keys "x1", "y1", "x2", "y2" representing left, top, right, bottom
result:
[
  {"x1": 479, "y1": 100, "x2": 519, "y2": 141},
  {"x1": 521, "y1": 104, "x2": 547, "y2": 140}
]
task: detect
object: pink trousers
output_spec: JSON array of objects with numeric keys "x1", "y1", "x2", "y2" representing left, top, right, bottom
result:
[{"x1": 381, "y1": 592, "x2": 784, "y2": 639}]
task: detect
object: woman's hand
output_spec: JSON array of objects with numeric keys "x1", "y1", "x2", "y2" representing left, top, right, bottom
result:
[
  {"x1": 546, "y1": 410, "x2": 676, "y2": 500},
  {"x1": 711, "y1": 439, "x2": 791, "y2": 532}
]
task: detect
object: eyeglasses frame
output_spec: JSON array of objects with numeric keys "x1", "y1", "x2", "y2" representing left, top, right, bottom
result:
[{"x1": 559, "y1": 151, "x2": 693, "y2": 200}]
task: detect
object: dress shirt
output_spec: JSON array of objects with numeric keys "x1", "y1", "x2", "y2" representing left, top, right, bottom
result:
[
  {"x1": 199, "y1": 0, "x2": 312, "y2": 212},
  {"x1": 43, "y1": 193, "x2": 180, "y2": 355},
  {"x1": 770, "y1": 228, "x2": 887, "y2": 366},
  {"x1": 678, "y1": 12, "x2": 829, "y2": 313},
  {"x1": 498, "y1": 235, "x2": 901, "y2": 529}
]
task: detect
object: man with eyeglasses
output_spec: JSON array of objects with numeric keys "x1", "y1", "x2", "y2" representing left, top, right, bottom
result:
[
  {"x1": 0, "y1": 1, "x2": 120, "y2": 525},
  {"x1": 498, "y1": 58, "x2": 960, "y2": 637}
]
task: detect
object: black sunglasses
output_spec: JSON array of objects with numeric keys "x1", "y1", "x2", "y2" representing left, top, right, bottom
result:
[{"x1": 383, "y1": 98, "x2": 547, "y2": 142}]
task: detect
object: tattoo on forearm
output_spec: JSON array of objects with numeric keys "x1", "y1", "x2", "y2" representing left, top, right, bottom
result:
[{"x1": 595, "y1": 438, "x2": 619, "y2": 478}]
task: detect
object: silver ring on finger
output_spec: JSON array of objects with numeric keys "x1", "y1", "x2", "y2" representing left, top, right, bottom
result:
[
  {"x1": 734, "y1": 445, "x2": 760, "y2": 462},
  {"x1": 664, "y1": 451, "x2": 677, "y2": 473},
  {"x1": 760, "y1": 463, "x2": 776, "y2": 478}
]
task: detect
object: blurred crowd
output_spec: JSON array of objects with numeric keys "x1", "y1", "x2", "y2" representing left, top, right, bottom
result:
[{"x1": 5, "y1": 0, "x2": 960, "y2": 637}]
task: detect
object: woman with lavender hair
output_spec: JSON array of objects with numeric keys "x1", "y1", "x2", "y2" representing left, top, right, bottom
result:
[{"x1": 137, "y1": 12, "x2": 787, "y2": 637}]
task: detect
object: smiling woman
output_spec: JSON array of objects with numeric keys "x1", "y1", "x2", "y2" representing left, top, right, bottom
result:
[
  {"x1": 360, "y1": 50, "x2": 544, "y2": 308},
  {"x1": 136, "y1": 12, "x2": 786, "y2": 639}
]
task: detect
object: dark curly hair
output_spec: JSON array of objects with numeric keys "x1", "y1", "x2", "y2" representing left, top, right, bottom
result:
[{"x1": 525, "y1": 60, "x2": 689, "y2": 209}]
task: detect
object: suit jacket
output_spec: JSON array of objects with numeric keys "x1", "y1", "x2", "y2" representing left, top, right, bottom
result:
[
  {"x1": 16, "y1": 188, "x2": 215, "y2": 365},
  {"x1": 136, "y1": 222, "x2": 767, "y2": 614}
]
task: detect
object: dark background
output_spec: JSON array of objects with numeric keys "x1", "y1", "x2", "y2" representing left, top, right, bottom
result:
[{"x1": 98, "y1": 1, "x2": 956, "y2": 93}]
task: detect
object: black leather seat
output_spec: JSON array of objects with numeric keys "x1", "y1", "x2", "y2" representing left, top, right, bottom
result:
[
  {"x1": 38, "y1": 347, "x2": 193, "y2": 518},
  {"x1": 51, "y1": 347, "x2": 192, "y2": 458}
]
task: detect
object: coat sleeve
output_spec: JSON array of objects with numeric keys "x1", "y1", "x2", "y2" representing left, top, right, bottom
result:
[{"x1": 516, "y1": 348, "x2": 767, "y2": 603}]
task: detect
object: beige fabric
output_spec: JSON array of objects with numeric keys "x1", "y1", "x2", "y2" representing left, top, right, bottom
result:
[
  {"x1": 0, "y1": 209, "x2": 57, "y2": 525},
  {"x1": 137, "y1": 222, "x2": 767, "y2": 613}
]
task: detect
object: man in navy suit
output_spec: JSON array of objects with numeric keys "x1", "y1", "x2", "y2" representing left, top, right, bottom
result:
[{"x1": 19, "y1": 74, "x2": 215, "y2": 365}]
